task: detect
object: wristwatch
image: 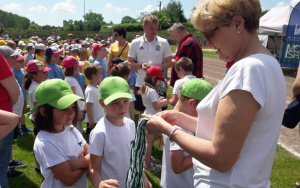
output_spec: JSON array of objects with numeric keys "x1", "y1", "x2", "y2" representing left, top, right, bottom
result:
[{"x1": 169, "y1": 127, "x2": 179, "y2": 142}]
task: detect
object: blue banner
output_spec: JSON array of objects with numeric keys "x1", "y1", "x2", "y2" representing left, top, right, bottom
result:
[{"x1": 281, "y1": 2, "x2": 300, "y2": 68}]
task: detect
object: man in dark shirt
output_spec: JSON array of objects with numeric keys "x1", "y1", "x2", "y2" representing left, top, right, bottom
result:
[{"x1": 168, "y1": 23, "x2": 203, "y2": 87}]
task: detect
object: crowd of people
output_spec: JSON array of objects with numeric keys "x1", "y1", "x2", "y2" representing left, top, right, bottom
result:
[{"x1": 0, "y1": 0, "x2": 296, "y2": 187}]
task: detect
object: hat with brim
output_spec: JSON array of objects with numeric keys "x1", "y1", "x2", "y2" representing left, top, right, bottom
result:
[
  {"x1": 99, "y1": 76, "x2": 132, "y2": 105},
  {"x1": 27, "y1": 79, "x2": 83, "y2": 115},
  {"x1": 0, "y1": 46, "x2": 19, "y2": 58},
  {"x1": 180, "y1": 78, "x2": 213, "y2": 101},
  {"x1": 26, "y1": 60, "x2": 52, "y2": 73}
]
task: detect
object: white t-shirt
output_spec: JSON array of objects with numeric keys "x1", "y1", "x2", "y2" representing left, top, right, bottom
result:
[
  {"x1": 141, "y1": 86, "x2": 161, "y2": 115},
  {"x1": 172, "y1": 75, "x2": 196, "y2": 95},
  {"x1": 28, "y1": 80, "x2": 39, "y2": 121},
  {"x1": 128, "y1": 34, "x2": 172, "y2": 87},
  {"x1": 84, "y1": 84, "x2": 105, "y2": 123},
  {"x1": 161, "y1": 126, "x2": 194, "y2": 188},
  {"x1": 193, "y1": 54, "x2": 286, "y2": 187},
  {"x1": 13, "y1": 85, "x2": 24, "y2": 117},
  {"x1": 34, "y1": 126, "x2": 88, "y2": 188},
  {"x1": 88, "y1": 117, "x2": 136, "y2": 188},
  {"x1": 125, "y1": 89, "x2": 136, "y2": 119},
  {"x1": 65, "y1": 76, "x2": 85, "y2": 111}
]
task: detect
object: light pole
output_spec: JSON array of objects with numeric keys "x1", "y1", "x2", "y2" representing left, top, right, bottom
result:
[{"x1": 84, "y1": 0, "x2": 86, "y2": 22}]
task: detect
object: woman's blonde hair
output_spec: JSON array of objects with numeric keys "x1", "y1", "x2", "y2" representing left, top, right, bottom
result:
[{"x1": 190, "y1": 0, "x2": 261, "y2": 32}]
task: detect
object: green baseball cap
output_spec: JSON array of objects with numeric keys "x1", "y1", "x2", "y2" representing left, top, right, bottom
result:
[
  {"x1": 180, "y1": 78, "x2": 213, "y2": 101},
  {"x1": 99, "y1": 76, "x2": 132, "y2": 105},
  {"x1": 27, "y1": 79, "x2": 83, "y2": 115}
]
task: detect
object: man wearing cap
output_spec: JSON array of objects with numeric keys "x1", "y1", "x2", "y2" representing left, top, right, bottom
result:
[
  {"x1": 45, "y1": 47, "x2": 64, "y2": 79},
  {"x1": 127, "y1": 14, "x2": 173, "y2": 113},
  {"x1": 93, "y1": 43, "x2": 109, "y2": 79}
]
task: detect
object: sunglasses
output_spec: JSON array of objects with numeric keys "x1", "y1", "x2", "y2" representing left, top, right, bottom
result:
[{"x1": 203, "y1": 26, "x2": 219, "y2": 43}]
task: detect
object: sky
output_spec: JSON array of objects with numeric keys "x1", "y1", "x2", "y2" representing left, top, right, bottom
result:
[{"x1": 0, "y1": 0, "x2": 296, "y2": 27}]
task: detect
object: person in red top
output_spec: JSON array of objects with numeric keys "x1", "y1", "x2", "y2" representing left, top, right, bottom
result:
[
  {"x1": 0, "y1": 50, "x2": 21, "y2": 187},
  {"x1": 168, "y1": 23, "x2": 203, "y2": 87}
]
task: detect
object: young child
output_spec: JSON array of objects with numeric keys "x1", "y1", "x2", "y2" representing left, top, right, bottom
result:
[
  {"x1": 24, "y1": 59, "x2": 51, "y2": 173},
  {"x1": 25, "y1": 43, "x2": 35, "y2": 64},
  {"x1": 45, "y1": 47, "x2": 64, "y2": 79},
  {"x1": 62, "y1": 56, "x2": 85, "y2": 133},
  {"x1": 168, "y1": 57, "x2": 196, "y2": 106},
  {"x1": 110, "y1": 63, "x2": 136, "y2": 120},
  {"x1": 13, "y1": 55, "x2": 33, "y2": 136},
  {"x1": 88, "y1": 76, "x2": 151, "y2": 188},
  {"x1": 84, "y1": 64, "x2": 105, "y2": 134},
  {"x1": 32, "y1": 79, "x2": 89, "y2": 187},
  {"x1": 138, "y1": 66, "x2": 168, "y2": 171},
  {"x1": 93, "y1": 43, "x2": 109, "y2": 79},
  {"x1": 160, "y1": 78, "x2": 213, "y2": 188},
  {"x1": 34, "y1": 44, "x2": 46, "y2": 64}
]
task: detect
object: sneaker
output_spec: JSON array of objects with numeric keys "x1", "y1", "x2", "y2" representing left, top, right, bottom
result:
[
  {"x1": 18, "y1": 128, "x2": 28, "y2": 136},
  {"x1": 35, "y1": 167, "x2": 41, "y2": 174},
  {"x1": 21, "y1": 125, "x2": 33, "y2": 132},
  {"x1": 151, "y1": 156, "x2": 161, "y2": 164},
  {"x1": 7, "y1": 168, "x2": 24, "y2": 178},
  {"x1": 144, "y1": 163, "x2": 161, "y2": 172},
  {"x1": 9, "y1": 159, "x2": 27, "y2": 168}
]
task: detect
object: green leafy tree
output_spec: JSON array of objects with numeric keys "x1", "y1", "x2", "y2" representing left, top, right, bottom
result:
[
  {"x1": 28, "y1": 22, "x2": 42, "y2": 30},
  {"x1": 161, "y1": 0, "x2": 187, "y2": 23},
  {"x1": 121, "y1": 16, "x2": 137, "y2": 24},
  {"x1": 83, "y1": 11, "x2": 105, "y2": 31}
]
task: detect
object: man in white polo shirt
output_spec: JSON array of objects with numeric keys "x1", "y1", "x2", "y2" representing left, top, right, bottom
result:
[
  {"x1": 127, "y1": 14, "x2": 173, "y2": 172},
  {"x1": 128, "y1": 14, "x2": 173, "y2": 112}
]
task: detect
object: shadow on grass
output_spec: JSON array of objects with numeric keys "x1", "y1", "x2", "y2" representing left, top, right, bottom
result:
[
  {"x1": 15, "y1": 133, "x2": 35, "y2": 151},
  {"x1": 8, "y1": 173, "x2": 41, "y2": 188}
]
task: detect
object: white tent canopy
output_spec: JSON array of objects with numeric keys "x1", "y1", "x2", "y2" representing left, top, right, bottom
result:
[
  {"x1": 258, "y1": 0, "x2": 300, "y2": 62},
  {"x1": 259, "y1": 0, "x2": 300, "y2": 36}
]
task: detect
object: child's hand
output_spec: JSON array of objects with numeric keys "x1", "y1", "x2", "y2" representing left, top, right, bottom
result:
[
  {"x1": 160, "y1": 98, "x2": 168, "y2": 105},
  {"x1": 141, "y1": 63, "x2": 149, "y2": 71},
  {"x1": 99, "y1": 179, "x2": 120, "y2": 188}
]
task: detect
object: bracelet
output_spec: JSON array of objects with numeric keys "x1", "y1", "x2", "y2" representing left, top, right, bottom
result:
[{"x1": 169, "y1": 127, "x2": 179, "y2": 142}]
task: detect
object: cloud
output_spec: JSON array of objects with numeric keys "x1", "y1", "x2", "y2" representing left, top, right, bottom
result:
[
  {"x1": 276, "y1": 1, "x2": 286, "y2": 7},
  {"x1": 51, "y1": 0, "x2": 76, "y2": 14},
  {"x1": 3, "y1": 3, "x2": 22, "y2": 12},
  {"x1": 104, "y1": 3, "x2": 129, "y2": 13},
  {"x1": 105, "y1": 3, "x2": 113, "y2": 9},
  {"x1": 28, "y1": 5, "x2": 47, "y2": 13},
  {"x1": 139, "y1": 5, "x2": 153, "y2": 14}
]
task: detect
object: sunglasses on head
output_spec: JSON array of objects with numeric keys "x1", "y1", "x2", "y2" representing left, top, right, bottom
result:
[{"x1": 203, "y1": 26, "x2": 219, "y2": 43}]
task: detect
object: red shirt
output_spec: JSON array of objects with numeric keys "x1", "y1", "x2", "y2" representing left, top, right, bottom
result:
[
  {"x1": 170, "y1": 33, "x2": 203, "y2": 87},
  {"x1": 0, "y1": 53, "x2": 13, "y2": 112}
]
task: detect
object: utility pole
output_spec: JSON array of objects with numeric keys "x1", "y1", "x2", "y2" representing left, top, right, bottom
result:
[
  {"x1": 158, "y1": 1, "x2": 162, "y2": 12},
  {"x1": 84, "y1": 0, "x2": 86, "y2": 22}
]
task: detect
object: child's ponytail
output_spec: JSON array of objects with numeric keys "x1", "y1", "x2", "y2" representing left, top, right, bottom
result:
[{"x1": 23, "y1": 72, "x2": 37, "y2": 90}]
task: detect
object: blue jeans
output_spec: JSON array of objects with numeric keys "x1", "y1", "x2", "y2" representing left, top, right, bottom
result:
[{"x1": 0, "y1": 130, "x2": 13, "y2": 188}]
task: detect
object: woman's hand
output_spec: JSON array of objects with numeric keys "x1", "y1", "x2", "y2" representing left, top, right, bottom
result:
[
  {"x1": 156, "y1": 110, "x2": 180, "y2": 126},
  {"x1": 143, "y1": 114, "x2": 172, "y2": 136},
  {"x1": 98, "y1": 179, "x2": 120, "y2": 188}
]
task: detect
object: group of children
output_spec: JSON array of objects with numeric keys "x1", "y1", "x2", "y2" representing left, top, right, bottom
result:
[
  {"x1": 24, "y1": 53, "x2": 212, "y2": 188},
  {"x1": 1, "y1": 34, "x2": 216, "y2": 187}
]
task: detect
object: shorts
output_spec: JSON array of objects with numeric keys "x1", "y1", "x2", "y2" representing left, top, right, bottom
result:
[{"x1": 134, "y1": 87, "x2": 145, "y2": 112}]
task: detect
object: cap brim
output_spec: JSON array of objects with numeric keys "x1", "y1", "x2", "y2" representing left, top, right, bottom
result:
[
  {"x1": 49, "y1": 93, "x2": 83, "y2": 110},
  {"x1": 10, "y1": 50, "x2": 20, "y2": 57},
  {"x1": 103, "y1": 92, "x2": 132, "y2": 105},
  {"x1": 42, "y1": 67, "x2": 52, "y2": 72},
  {"x1": 53, "y1": 50, "x2": 62, "y2": 54},
  {"x1": 26, "y1": 93, "x2": 83, "y2": 116}
]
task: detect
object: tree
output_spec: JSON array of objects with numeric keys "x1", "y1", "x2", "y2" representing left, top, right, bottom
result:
[
  {"x1": 161, "y1": 0, "x2": 187, "y2": 23},
  {"x1": 121, "y1": 16, "x2": 137, "y2": 24},
  {"x1": 83, "y1": 11, "x2": 105, "y2": 31}
]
